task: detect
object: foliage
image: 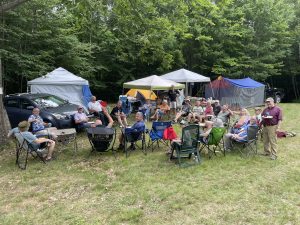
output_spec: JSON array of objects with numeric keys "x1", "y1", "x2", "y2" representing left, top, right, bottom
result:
[{"x1": 0, "y1": 0, "x2": 299, "y2": 99}]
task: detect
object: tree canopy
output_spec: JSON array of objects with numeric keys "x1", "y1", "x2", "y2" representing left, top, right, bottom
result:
[{"x1": 0, "y1": 0, "x2": 299, "y2": 100}]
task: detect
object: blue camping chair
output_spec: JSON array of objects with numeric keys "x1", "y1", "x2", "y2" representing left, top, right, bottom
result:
[
  {"x1": 123, "y1": 126, "x2": 146, "y2": 157},
  {"x1": 148, "y1": 121, "x2": 172, "y2": 151}
]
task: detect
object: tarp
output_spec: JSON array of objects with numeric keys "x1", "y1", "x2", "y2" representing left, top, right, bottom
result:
[
  {"x1": 160, "y1": 68, "x2": 210, "y2": 96},
  {"x1": 28, "y1": 67, "x2": 92, "y2": 109},
  {"x1": 205, "y1": 76, "x2": 265, "y2": 108},
  {"x1": 126, "y1": 89, "x2": 157, "y2": 100},
  {"x1": 123, "y1": 75, "x2": 185, "y2": 90}
]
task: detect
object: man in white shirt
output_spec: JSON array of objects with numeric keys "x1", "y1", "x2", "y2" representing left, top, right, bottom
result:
[
  {"x1": 88, "y1": 96, "x2": 103, "y2": 116},
  {"x1": 88, "y1": 96, "x2": 113, "y2": 128}
]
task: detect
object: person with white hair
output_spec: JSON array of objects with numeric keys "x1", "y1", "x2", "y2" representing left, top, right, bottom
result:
[{"x1": 150, "y1": 99, "x2": 170, "y2": 121}]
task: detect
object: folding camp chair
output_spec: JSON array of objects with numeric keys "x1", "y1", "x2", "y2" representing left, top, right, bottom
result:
[
  {"x1": 148, "y1": 121, "x2": 172, "y2": 151},
  {"x1": 232, "y1": 125, "x2": 259, "y2": 158},
  {"x1": 170, "y1": 125, "x2": 200, "y2": 167},
  {"x1": 86, "y1": 126, "x2": 116, "y2": 157},
  {"x1": 123, "y1": 127, "x2": 146, "y2": 157},
  {"x1": 199, "y1": 127, "x2": 226, "y2": 159},
  {"x1": 14, "y1": 132, "x2": 47, "y2": 170}
]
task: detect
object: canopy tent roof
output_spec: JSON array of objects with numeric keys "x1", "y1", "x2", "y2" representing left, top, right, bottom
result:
[
  {"x1": 126, "y1": 89, "x2": 157, "y2": 100},
  {"x1": 160, "y1": 68, "x2": 210, "y2": 83},
  {"x1": 27, "y1": 67, "x2": 89, "y2": 85},
  {"x1": 123, "y1": 75, "x2": 185, "y2": 90},
  {"x1": 224, "y1": 77, "x2": 264, "y2": 88},
  {"x1": 205, "y1": 76, "x2": 265, "y2": 108}
]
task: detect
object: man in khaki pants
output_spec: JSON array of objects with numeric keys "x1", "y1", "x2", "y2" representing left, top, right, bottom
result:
[{"x1": 261, "y1": 97, "x2": 283, "y2": 160}]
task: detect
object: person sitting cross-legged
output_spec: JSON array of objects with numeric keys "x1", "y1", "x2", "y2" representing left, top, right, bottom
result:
[
  {"x1": 118, "y1": 112, "x2": 145, "y2": 150},
  {"x1": 110, "y1": 100, "x2": 128, "y2": 127},
  {"x1": 8, "y1": 121, "x2": 56, "y2": 161},
  {"x1": 150, "y1": 99, "x2": 170, "y2": 121},
  {"x1": 74, "y1": 106, "x2": 102, "y2": 131}
]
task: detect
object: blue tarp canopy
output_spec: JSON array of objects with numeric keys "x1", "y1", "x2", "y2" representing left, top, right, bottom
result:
[
  {"x1": 225, "y1": 77, "x2": 264, "y2": 88},
  {"x1": 205, "y1": 76, "x2": 265, "y2": 108}
]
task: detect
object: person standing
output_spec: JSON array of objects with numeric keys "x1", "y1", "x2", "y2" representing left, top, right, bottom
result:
[
  {"x1": 168, "y1": 85, "x2": 179, "y2": 116},
  {"x1": 261, "y1": 97, "x2": 283, "y2": 160}
]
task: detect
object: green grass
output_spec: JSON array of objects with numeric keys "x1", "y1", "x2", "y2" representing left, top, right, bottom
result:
[{"x1": 0, "y1": 103, "x2": 299, "y2": 225}]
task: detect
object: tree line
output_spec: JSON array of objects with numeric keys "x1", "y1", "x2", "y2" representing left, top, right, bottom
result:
[{"x1": 0, "y1": 0, "x2": 299, "y2": 100}]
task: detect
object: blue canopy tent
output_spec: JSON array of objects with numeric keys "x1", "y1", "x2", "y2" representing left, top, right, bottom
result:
[{"x1": 205, "y1": 77, "x2": 265, "y2": 108}]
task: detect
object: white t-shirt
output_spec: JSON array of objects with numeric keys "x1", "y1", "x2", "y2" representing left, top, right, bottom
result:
[
  {"x1": 192, "y1": 106, "x2": 204, "y2": 115},
  {"x1": 88, "y1": 101, "x2": 102, "y2": 112}
]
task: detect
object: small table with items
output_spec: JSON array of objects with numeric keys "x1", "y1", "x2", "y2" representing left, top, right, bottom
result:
[{"x1": 55, "y1": 128, "x2": 77, "y2": 154}]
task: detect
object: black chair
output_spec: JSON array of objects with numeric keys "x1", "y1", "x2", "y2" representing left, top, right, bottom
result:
[
  {"x1": 232, "y1": 125, "x2": 259, "y2": 157},
  {"x1": 14, "y1": 132, "x2": 47, "y2": 170},
  {"x1": 86, "y1": 126, "x2": 116, "y2": 156},
  {"x1": 123, "y1": 127, "x2": 146, "y2": 157},
  {"x1": 170, "y1": 125, "x2": 200, "y2": 167}
]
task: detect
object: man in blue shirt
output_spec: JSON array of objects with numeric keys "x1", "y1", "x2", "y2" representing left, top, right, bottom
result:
[
  {"x1": 9, "y1": 121, "x2": 56, "y2": 161},
  {"x1": 118, "y1": 112, "x2": 145, "y2": 150}
]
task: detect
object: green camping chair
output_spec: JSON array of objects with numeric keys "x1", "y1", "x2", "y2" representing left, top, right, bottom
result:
[
  {"x1": 199, "y1": 127, "x2": 226, "y2": 159},
  {"x1": 170, "y1": 125, "x2": 200, "y2": 167}
]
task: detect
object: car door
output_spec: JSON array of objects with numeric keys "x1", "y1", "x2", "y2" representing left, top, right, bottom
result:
[
  {"x1": 4, "y1": 98, "x2": 21, "y2": 128},
  {"x1": 20, "y1": 98, "x2": 35, "y2": 122}
]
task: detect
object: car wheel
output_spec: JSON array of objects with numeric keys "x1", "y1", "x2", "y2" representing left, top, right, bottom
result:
[{"x1": 275, "y1": 95, "x2": 281, "y2": 103}]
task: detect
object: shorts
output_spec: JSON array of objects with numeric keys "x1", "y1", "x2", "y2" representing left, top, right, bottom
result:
[
  {"x1": 170, "y1": 101, "x2": 177, "y2": 109},
  {"x1": 158, "y1": 110, "x2": 166, "y2": 116}
]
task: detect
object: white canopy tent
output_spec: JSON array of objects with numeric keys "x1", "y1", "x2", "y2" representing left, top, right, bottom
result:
[
  {"x1": 123, "y1": 75, "x2": 185, "y2": 90},
  {"x1": 27, "y1": 67, "x2": 92, "y2": 109},
  {"x1": 160, "y1": 68, "x2": 211, "y2": 96}
]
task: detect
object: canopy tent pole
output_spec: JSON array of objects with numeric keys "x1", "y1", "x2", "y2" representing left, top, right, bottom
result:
[
  {"x1": 210, "y1": 81, "x2": 214, "y2": 99},
  {"x1": 185, "y1": 82, "x2": 188, "y2": 96}
]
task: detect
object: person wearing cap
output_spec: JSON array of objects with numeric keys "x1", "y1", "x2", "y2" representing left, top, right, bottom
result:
[
  {"x1": 150, "y1": 99, "x2": 170, "y2": 121},
  {"x1": 173, "y1": 97, "x2": 192, "y2": 123},
  {"x1": 74, "y1": 106, "x2": 102, "y2": 130},
  {"x1": 261, "y1": 97, "x2": 283, "y2": 160},
  {"x1": 168, "y1": 85, "x2": 180, "y2": 116},
  {"x1": 8, "y1": 121, "x2": 56, "y2": 161}
]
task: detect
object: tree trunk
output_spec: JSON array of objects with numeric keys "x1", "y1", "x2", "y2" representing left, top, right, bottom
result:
[
  {"x1": 0, "y1": 58, "x2": 11, "y2": 146},
  {"x1": 0, "y1": 0, "x2": 29, "y2": 14}
]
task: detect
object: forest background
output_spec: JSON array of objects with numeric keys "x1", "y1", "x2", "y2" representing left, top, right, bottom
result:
[{"x1": 1, "y1": 0, "x2": 300, "y2": 101}]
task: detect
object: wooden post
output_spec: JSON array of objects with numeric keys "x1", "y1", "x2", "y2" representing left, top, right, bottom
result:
[{"x1": 0, "y1": 58, "x2": 11, "y2": 145}]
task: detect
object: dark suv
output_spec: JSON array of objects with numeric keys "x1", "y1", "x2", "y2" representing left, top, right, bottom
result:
[
  {"x1": 4, "y1": 93, "x2": 78, "y2": 129},
  {"x1": 265, "y1": 83, "x2": 285, "y2": 103}
]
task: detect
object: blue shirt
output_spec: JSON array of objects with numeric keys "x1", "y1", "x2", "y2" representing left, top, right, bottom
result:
[{"x1": 126, "y1": 121, "x2": 145, "y2": 134}]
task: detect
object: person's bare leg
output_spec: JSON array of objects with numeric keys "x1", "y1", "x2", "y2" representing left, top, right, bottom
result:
[
  {"x1": 122, "y1": 116, "x2": 128, "y2": 126},
  {"x1": 174, "y1": 112, "x2": 182, "y2": 122},
  {"x1": 46, "y1": 141, "x2": 56, "y2": 160},
  {"x1": 117, "y1": 115, "x2": 124, "y2": 127}
]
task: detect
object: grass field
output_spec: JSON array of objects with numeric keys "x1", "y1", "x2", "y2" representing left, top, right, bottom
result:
[{"x1": 0, "y1": 103, "x2": 299, "y2": 225}]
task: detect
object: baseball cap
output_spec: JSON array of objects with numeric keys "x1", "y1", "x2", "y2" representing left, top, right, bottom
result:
[{"x1": 265, "y1": 97, "x2": 274, "y2": 102}]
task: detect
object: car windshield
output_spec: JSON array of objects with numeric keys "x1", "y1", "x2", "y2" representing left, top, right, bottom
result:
[{"x1": 32, "y1": 95, "x2": 67, "y2": 108}]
